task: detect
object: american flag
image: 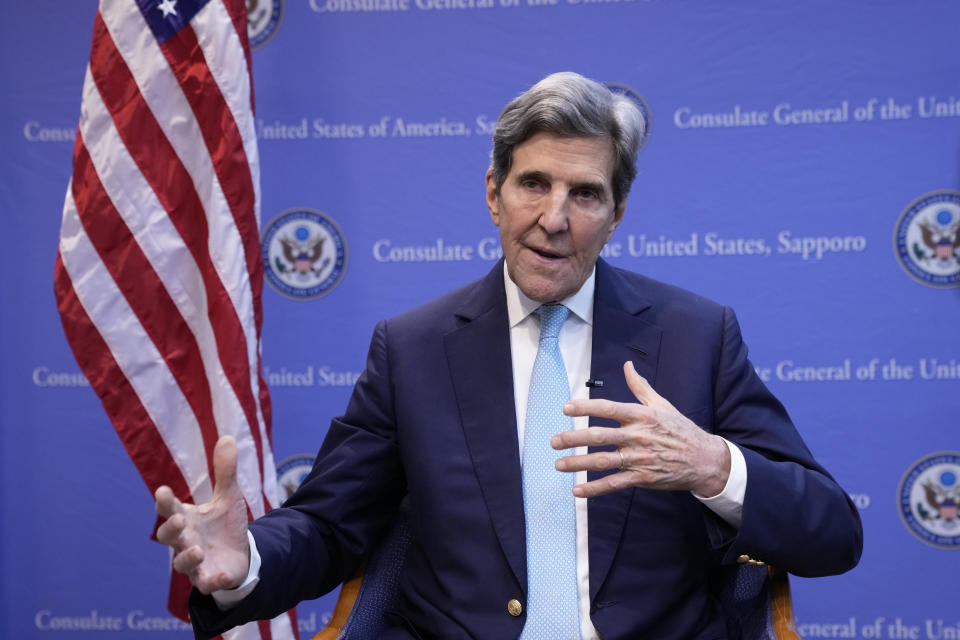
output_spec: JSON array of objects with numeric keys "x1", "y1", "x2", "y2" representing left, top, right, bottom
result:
[{"x1": 53, "y1": 1, "x2": 296, "y2": 638}]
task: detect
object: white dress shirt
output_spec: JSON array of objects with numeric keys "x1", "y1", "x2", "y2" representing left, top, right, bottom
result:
[
  {"x1": 216, "y1": 263, "x2": 748, "y2": 637},
  {"x1": 503, "y1": 263, "x2": 745, "y2": 640}
]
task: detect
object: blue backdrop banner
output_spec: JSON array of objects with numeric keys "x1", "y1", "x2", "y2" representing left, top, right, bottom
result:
[{"x1": 1, "y1": 1, "x2": 958, "y2": 638}]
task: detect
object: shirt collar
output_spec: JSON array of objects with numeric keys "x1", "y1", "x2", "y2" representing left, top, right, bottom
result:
[{"x1": 503, "y1": 262, "x2": 595, "y2": 328}]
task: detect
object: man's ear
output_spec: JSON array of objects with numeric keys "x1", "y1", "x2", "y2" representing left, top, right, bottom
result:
[
  {"x1": 606, "y1": 198, "x2": 627, "y2": 242},
  {"x1": 485, "y1": 168, "x2": 500, "y2": 227}
]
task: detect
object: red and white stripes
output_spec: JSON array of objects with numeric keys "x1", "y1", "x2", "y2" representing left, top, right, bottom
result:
[{"x1": 54, "y1": 2, "x2": 294, "y2": 638}]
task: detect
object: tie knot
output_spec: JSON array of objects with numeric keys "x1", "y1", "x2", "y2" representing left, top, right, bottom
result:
[{"x1": 537, "y1": 304, "x2": 569, "y2": 341}]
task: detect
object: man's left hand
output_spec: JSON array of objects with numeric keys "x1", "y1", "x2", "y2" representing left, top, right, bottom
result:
[{"x1": 552, "y1": 361, "x2": 730, "y2": 498}]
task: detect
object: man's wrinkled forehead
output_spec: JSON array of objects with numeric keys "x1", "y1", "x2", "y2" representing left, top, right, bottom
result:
[{"x1": 505, "y1": 132, "x2": 616, "y2": 186}]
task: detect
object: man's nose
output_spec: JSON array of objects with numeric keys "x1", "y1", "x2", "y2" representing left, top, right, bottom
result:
[{"x1": 538, "y1": 192, "x2": 569, "y2": 234}]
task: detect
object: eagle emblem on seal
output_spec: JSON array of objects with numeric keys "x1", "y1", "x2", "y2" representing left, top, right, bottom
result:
[
  {"x1": 920, "y1": 477, "x2": 960, "y2": 523},
  {"x1": 262, "y1": 208, "x2": 347, "y2": 300},
  {"x1": 276, "y1": 233, "x2": 328, "y2": 279},
  {"x1": 915, "y1": 215, "x2": 960, "y2": 263},
  {"x1": 899, "y1": 453, "x2": 960, "y2": 548},
  {"x1": 893, "y1": 191, "x2": 960, "y2": 288}
]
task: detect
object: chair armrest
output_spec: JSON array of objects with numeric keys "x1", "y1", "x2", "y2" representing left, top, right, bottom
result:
[
  {"x1": 768, "y1": 566, "x2": 800, "y2": 640},
  {"x1": 312, "y1": 570, "x2": 364, "y2": 640}
]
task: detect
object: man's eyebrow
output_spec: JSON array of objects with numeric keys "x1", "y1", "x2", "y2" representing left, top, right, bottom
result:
[
  {"x1": 569, "y1": 180, "x2": 607, "y2": 194},
  {"x1": 515, "y1": 171, "x2": 607, "y2": 195},
  {"x1": 516, "y1": 170, "x2": 549, "y2": 183}
]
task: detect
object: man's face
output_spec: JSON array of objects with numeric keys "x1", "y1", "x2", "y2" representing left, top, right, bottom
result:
[{"x1": 486, "y1": 132, "x2": 625, "y2": 303}]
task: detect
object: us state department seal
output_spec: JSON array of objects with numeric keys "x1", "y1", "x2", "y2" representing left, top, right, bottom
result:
[
  {"x1": 262, "y1": 208, "x2": 348, "y2": 300},
  {"x1": 604, "y1": 82, "x2": 652, "y2": 150},
  {"x1": 898, "y1": 451, "x2": 960, "y2": 549},
  {"x1": 247, "y1": 0, "x2": 283, "y2": 50},
  {"x1": 893, "y1": 190, "x2": 960, "y2": 288},
  {"x1": 276, "y1": 454, "x2": 316, "y2": 499}
]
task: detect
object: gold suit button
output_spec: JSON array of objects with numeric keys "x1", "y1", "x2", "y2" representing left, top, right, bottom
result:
[{"x1": 507, "y1": 599, "x2": 523, "y2": 617}]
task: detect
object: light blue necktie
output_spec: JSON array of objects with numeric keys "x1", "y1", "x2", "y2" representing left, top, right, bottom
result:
[{"x1": 520, "y1": 304, "x2": 581, "y2": 640}]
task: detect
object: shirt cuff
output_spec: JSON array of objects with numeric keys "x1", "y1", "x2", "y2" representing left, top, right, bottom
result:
[
  {"x1": 211, "y1": 530, "x2": 261, "y2": 610},
  {"x1": 693, "y1": 438, "x2": 746, "y2": 528}
]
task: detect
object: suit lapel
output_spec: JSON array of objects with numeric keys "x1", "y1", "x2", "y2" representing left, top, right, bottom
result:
[
  {"x1": 443, "y1": 262, "x2": 527, "y2": 589},
  {"x1": 441, "y1": 260, "x2": 665, "y2": 598},
  {"x1": 587, "y1": 260, "x2": 662, "y2": 601}
]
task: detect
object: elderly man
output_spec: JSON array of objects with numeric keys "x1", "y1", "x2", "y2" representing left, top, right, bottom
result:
[{"x1": 156, "y1": 72, "x2": 862, "y2": 640}]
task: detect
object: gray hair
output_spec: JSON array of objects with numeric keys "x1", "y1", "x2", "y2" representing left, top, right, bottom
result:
[{"x1": 490, "y1": 72, "x2": 646, "y2": 207}]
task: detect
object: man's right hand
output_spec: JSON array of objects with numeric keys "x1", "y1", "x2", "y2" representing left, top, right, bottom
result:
[{"x1": 155, "y1": 435, "x2": 251, "y2": 595}]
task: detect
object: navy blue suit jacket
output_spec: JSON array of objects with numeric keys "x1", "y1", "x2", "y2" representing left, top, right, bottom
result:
[{"x1": 190, "y1": 259, "x2": 862, "y2": 639}]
